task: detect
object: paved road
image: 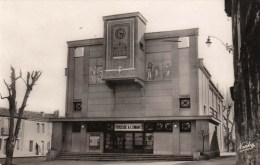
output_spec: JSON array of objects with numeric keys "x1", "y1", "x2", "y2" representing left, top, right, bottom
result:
[
  {"x1": 0, "y1": 156, "x2": 236, "y2": 165},
  {"x1": 13, "y1": 156, "x2": 236, "y2": 165}
]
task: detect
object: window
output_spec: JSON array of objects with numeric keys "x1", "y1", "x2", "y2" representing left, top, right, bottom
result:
[
  {"x1": 3, "y1": 139, "x2": 7, "y2": 154},
  {"x1": 16, "y1": 139, "x2": 20, "y2": 150},
  {"x1": 87, "y1": 123, "x2": 104, "y2": 132},
  {"x1": 180, "y1": 98, "x2": 191, "y2": 108},
  {"x1": 29, "y1": 140, "x2": 33, "y2": 152},
  {"x1": 144, "y1": 123, "x2": 154, "y2": 131},
  {"x1": 41, "y1": 141, "x2": 44, "y2": 155},
  {"x1": 74, "y1": 102, "x2": 82, "y2": 111},
  {"x1": 180, "y1": 121, "x2": 191, "y2": 132},
  {"x1": 210, "y1": 90, "x2": 213, "y2": 107},
  {"x1": 74, "y1": 47, "x2": 84, "y2": 57},
  {"x1": 155, "y1": 122, "x2": 173, "y2": 132},
  {"x1": 0, "y1": 138, "x2": 2, "y2": 150},
  {"x1": 72, "y1": 122, "x2": 81, "y2": 132},
  {"x1": 204, "y1": 105, "x2": 207, "y2": 115},
  {"x1": 62, "y1": 136, "x2": 66, "y2": 143},
  {"x1": 47, "y1": 142, "x2": 51, "y2": 151},
  {"x1": 5, "y1": 117, "x2": 10, "y2": 128},
  {"x1": 37, "y1": 123, "x2": 40, "y2": 133},
  {"x1": 178, "y1": 37, "x2": 190, "y2": 48},
  {"x1": 42, "y1": 124, "x2": 45, "y2": 133},
  {"x1": 155, "y1": 123, "x2": 164, "y2": 131},
  {"x1": 218, "y1": 104, "x2": 221, "y2": 118}
]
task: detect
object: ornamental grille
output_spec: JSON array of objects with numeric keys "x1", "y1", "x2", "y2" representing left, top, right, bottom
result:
[{"x1": 180, "y1": 98, "x2": 191, "y2": 108}]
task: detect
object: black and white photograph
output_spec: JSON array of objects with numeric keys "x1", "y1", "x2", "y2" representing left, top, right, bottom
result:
[{"x1": 0, "y1": 0, "x2": 259, "y2": 165}]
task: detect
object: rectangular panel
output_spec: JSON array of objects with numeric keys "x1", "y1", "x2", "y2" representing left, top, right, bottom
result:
[
  {"x1": 178, "y1": 37, "x2": 190, "y2": 48},
  {"x1": 125, "y1": 133, "x2": 133, "y2": 150},
  {"x1": 179, "y1": 48, "x2": 190, "y2": 95},
  {"x1": 106, "y1": 18, "x2": 134, "y2": 70},
  {"x1": 180, "y1": 133, "x2": 192, "y2": 155},
  {"x1": 74, "y1": 57, "x2": 83, "y2": 99}
]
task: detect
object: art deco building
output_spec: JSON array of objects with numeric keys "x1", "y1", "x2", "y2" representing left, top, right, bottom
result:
[{"x1": 51, "y1": 12, "x2": 223, "y2": 159}]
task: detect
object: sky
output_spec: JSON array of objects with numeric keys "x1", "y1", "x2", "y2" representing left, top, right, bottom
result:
[{"x1": 0, "y1": 0, "x2": 234, "y2": 116}]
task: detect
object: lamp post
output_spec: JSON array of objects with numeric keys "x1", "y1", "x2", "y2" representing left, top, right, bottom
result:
[{"x1": 205, "y1": 36, "x2": 233, "y2": 53}]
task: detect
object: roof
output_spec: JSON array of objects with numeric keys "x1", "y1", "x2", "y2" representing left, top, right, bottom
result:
[
  {"x1": 67, "y1": 28, "x2": 199, "y2": 48},
  {"x1": 0, "y1": 107, "x2": 59, "y2": 121},
  {"x1": 103, "y1": 12, "x2": 147, "y2": 24}
]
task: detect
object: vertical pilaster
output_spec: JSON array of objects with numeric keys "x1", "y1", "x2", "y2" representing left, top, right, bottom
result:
[
  {"x1": 82, "y1": 46, "x2": 90, "y2": 117},
  {"x1": 66, "y1": 48, "x2": 75, "y2": 117},
  {"x1": 171, "y1": 41, "x2": 180, "y2": 116}
]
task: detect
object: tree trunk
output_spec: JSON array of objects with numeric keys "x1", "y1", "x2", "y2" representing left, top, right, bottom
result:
[
  {"x1": 227, "y1": 139, "x2": 230, "y2": 152},
  {"x1": 228, "y1": 0, "x2": 260, "y2": 164},
  {"x1": 5, "y1": 137, "x2": 16, "y2": 165},
  {"x1": 203, "y1": 139, "x2": 205, "y2": 153}
]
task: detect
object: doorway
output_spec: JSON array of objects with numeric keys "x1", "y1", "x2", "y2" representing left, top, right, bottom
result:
[
  {"x1": 41, "y1": 141, "x2": 44, "y2": 155},
  {"x1": 104, "y1": 132, "x2": 152, "y2": 153}
]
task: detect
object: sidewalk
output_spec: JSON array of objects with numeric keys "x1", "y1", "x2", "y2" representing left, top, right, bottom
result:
[
  {"x1": 175, "y1": 156, "x2": 236, "y2": 165},
  {"x1": 220, "y1": 152, "x2": 236, "y2": 157}
]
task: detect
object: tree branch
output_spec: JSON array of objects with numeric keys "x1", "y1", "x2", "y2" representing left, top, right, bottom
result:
[
  {"x1": 14, "y1": 69, "x2": 22, "y2": 80},
  {"x1": 3, "y1": 79, "x2": 11, "y2": 96},
  {"x1": 0, "y1": 93, "x2": 9, "y2": 99},
  {"x1": 14, "y1": 70, "x2": 42, "y2": 137}
]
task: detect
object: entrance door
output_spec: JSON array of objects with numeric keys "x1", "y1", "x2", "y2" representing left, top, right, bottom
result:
[
  {"x1": 133, "y1": 133, "x2": 144, "y2": 153},
  {"x1": 71, "y1": 133, "x2": 81, "y2": 152},
  {"x1": 124, "y1": 133, "x2": 133, "y2": 152},
  {"x1": 104, "y1": 132, "x2": 145, "y2": 153},
  {"x1": 113, "y1": 133, "x2": 123, "y2": 152}
]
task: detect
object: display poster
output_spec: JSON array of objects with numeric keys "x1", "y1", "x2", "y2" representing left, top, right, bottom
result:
[{"x1": 89, "y1": 136, "x2": 100, "y2": 147}]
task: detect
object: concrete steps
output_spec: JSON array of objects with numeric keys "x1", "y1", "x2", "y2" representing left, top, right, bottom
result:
[{"x1": 57, "y1": 152, "x2": 193, "y2": 161}]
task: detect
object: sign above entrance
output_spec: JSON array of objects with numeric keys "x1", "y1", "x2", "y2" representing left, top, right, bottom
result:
[{"x1": 114, "y1": 123, "x2": 143, "y2": 131}]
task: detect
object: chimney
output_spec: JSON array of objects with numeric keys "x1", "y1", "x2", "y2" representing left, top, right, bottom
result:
[
  {"x1": 40, "y1": 112, "x2": 45, "y2": 117},
  {"x1": 54, "y1": 110, "x2": 59, "y2": 117}
]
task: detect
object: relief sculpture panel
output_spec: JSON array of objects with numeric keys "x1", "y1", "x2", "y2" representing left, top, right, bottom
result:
[
  {"x1": 146, "y1": 62, "x2": 172, "y2": 81},
  {"x1": 89, "y1": 58, "x2": 104, "y2": 84}
]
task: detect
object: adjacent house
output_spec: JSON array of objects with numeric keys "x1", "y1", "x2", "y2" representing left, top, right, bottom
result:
[{"x1": 0, "y1": 107, "x2": 59, "y2": 158}]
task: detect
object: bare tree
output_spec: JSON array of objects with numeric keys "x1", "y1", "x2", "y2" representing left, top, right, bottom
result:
[
  {"x1": 0, "y1": 67, "x2": 42, "y2": 165},
  {"x1": 225, "y1": 0, "x2": 259, "y2": 164},
  {"x1": 223, "y1": 93, "x2": 235, "y2": 152}
]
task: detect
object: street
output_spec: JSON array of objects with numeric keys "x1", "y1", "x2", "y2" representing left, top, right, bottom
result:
[{"x1": 13, "y1": 156, "x2": 236, "y2": 165}]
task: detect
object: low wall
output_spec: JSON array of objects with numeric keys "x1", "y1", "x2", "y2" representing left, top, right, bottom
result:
[
  {"x1": 46, "y1": 149, "x2": 60, "y2": 161},
  {"x1": 0, "y1": 156, "x2": 46, "y2": 164}
]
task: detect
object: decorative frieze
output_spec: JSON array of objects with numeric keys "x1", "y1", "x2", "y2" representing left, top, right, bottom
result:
[
  {"x1": 146, "y1": 62, "x2": 172, "y2": 81},
  {"x1": 89, "y1": 65, "x2": 104, "y2": 84}
]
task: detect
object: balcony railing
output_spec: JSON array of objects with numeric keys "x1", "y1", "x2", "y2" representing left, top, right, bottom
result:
[
  {"x1": 1, "y1": 127, "x2": 9, "y2": 136},
  {"x1": 210, "y1": 107, "x2": 218, "y2": 119}
]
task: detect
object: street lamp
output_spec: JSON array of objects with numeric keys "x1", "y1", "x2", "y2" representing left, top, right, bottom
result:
[{"x1": 206, "y1": 36, "x2": 233, "y2": 53}]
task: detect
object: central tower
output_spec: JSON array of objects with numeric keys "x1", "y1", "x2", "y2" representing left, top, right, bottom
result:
[{"x1": 102, "y1": 12, "x2": 147, "y2": 86}]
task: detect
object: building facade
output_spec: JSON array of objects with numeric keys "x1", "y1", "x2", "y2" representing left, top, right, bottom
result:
[
  {"x1": 51, "y1": 12, "x2": 223, "y2": 157},
  {"x1": 0, "y1": 108, "x2": 58, "y2": 158}
]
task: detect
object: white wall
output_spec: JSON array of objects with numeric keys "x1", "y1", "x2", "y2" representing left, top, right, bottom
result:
[
  {"x1": 0, "y1": 117, "x2": 52, "y2": 158},
  {"x1": 198, "y1": 69, "x2": 210, "y2": 115}
]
